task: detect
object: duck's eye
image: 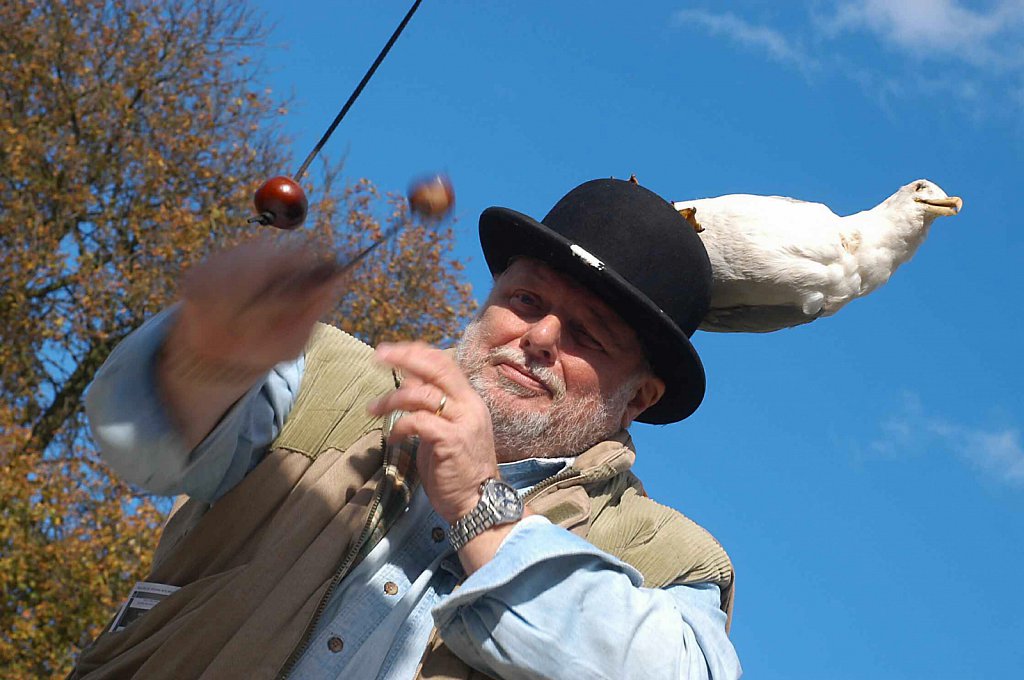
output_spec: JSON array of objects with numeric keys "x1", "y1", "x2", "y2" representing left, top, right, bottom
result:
[{"x1": 916, "y1": 182, "x2": 928, "y2": 191}]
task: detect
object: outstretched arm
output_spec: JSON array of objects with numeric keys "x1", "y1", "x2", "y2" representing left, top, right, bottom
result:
[{"x1": 85, "y1": 236, "x2": 343, "y2": 500}]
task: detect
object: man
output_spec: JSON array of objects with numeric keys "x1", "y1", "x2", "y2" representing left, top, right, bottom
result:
[{"x1": 76, "y1": 178, "x2": 741, "y2": 678}]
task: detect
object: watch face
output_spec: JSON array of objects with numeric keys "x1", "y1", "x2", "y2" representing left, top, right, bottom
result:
[{"x1": 484, "y1": 481, "x2": 523, "y2": 522}]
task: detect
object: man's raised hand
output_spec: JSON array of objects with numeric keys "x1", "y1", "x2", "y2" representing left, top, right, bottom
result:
[{"x1": 159, "y1": 235, "x2": 347, "y2": 448}]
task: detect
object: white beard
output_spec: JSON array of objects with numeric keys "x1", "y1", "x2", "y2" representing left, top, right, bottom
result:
[{"x1": 455, "y1": 319, "x2": 636, "y2": 461}]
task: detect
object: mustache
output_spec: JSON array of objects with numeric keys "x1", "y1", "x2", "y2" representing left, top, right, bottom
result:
[{"x1": 487, "y1": 347, "x2": 566, "y2": 399}]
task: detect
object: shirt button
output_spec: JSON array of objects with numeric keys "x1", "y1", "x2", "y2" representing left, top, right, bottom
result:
[
  {"x1": 327, "y1": 636, "x2": 344, "y2": 653},
  {"x1": 431, "y1": 527, "x2": 445, "y2": 543},
  {"x1": 384, "y1": 581, "x2": 399, "y2": 596}
]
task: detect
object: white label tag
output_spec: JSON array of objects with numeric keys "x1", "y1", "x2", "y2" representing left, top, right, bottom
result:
[
  {"x1": 569, "y1": 244, "x2": 605, "y2": 270},
  {"x1": 109, "y1": 581, "x2": 180, "y2": 633}
]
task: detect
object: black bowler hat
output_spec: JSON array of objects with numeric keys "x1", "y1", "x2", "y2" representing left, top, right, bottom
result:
[{"x1": 479, "y1": 178, "x2": 713, "y2": 424}]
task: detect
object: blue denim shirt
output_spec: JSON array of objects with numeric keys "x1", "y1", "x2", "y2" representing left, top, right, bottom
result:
[{"x1": 85, "y1": 308, "x2": 742, "y2": 679}]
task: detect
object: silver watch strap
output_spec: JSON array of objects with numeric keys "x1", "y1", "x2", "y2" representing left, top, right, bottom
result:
[
  {"x1": 448, "y1": 478, "x2": 523, "y2": 551},
  {"x1": 448, "y1": 480, "x2": 497, "y2": 551}
]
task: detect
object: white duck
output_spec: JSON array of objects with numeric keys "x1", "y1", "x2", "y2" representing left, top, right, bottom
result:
[{"x1": 672, "y1": 179, "x2": 962, "y2": 333}]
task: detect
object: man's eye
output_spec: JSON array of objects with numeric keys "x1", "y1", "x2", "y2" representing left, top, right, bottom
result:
[
  {"x1": 511, "y1": 291, "x2": 540, "y2": 308},
  {"x1": 574, "y1": 325, "x2": 605, "y2": 351}
]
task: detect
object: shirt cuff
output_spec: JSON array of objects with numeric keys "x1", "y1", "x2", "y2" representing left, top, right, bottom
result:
[
  {"x1": 85, "y1": 306, "x2": 272, "y2": 500},
  {"x1": 434, "y1": 515, "x2": 643, "y2": 620}
]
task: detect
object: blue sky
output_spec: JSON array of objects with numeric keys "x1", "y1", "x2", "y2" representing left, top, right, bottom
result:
[{"x1": 249, "y1": 1, "x2": 1023, "y2": 677}]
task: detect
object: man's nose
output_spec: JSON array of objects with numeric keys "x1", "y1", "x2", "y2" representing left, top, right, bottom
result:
[{"x1": 521, "y1": 314, "x2": 560, "y2": 364}]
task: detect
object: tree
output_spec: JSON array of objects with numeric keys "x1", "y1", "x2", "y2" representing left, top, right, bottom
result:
[
  {"x1": 311, "y1": 173, "x2": 476, "y2": 346},
  {"x1": 0, "y1": 1, "x2": 475, "y2": 675}
]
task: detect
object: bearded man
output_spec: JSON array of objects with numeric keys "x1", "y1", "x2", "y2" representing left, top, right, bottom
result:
[{"x1": 75, "y1": 179, "x2": 742, "y2": 679}]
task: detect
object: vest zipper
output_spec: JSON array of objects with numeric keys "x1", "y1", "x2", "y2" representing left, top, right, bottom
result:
[
  {"x1": 521, "y1": 466, "x2": 584, "y2": 503},
  {"x1": 274, "y1": 427, "x2": 392, "y2": 679}
]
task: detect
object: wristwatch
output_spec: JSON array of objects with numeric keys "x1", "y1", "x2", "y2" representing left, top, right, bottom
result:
[{"x1": 448, "y1": 478, "x2": 524, "y2": 551}]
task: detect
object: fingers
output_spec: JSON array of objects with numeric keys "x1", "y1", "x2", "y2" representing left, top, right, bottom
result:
[
  {"x1": 182, "y1": 235, "x2": 348, "y2": 324},
  {"x1": 368, "y1": 381, "x2": 451, "y2": 420},
  {"x1": 368, "y1": 343, "x2": 472, "y2": 448},
  {"x1": 233, "y1": 261, "x2": 344, "y2": 329},
  {"x1": 374, "y1": 342, "x2": 474, "y2": 400},
  {"x1": 370, "y1": 342, "x2": 499, "y2": 525},
  {"x1": 174, "y1": 235, "x2": 348, "y2": 367},
  {"x1": 182, "y1": 235, "x2": 345, "y2": 309},
  {"x1": 386, "y1": 410, "x2": 451, "y2": 447},
  {"x1": 242, "y1": 257, "x2": 348, "y2": 307}
]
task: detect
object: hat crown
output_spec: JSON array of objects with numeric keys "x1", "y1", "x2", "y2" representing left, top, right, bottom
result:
[{"x1": 540, "y1": 179, "x2": 712, "y2": 337}]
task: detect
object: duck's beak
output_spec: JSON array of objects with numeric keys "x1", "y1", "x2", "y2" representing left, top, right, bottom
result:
[{"x1": 914, "y1": 196, "x2": 962, "y2": 216}]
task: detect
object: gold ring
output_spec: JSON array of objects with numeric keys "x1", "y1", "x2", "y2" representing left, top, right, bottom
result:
[{"x1": 434, "y1": 393, "x2": 448, "y2": 417}]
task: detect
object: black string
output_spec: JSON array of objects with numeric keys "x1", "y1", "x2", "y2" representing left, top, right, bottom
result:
[{"x1": 293, "y1": 0, "x2": 424, "y2": 181}]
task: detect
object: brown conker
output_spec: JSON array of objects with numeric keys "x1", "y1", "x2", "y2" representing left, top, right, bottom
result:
[
  {"x1": 407, "y1": 174, "x2": 455, "y2": 219},
  {"x1": 254, "y1": 176, "x2": 308, "y2": 230}
]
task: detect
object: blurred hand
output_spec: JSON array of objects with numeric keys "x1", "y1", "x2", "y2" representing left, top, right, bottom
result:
[
  {"x1": 159, "y1": 234, "x2": 348, "y2": 449},
  {"x1": 171, "y1": 234, "x2": 347, "y2": 372}
]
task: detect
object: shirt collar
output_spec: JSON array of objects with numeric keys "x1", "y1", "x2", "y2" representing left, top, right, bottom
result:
[{"x1": 497, "y1": 456, "x2": 575, "y2": 492}]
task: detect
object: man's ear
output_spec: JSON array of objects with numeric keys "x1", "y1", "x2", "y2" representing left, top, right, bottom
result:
[{"x1": 621, "y1": 374, "x2": 666, "y2": 428}]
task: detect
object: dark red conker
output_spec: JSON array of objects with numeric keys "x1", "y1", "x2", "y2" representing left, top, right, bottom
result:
[
  {"x1": 254, "y1": 176, "x2": 308, "y2": 230},
  {"x1": 408, "y1": 174, "x2": 455, "y2": 219}
]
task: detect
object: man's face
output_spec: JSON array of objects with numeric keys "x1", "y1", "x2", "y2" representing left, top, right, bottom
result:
[{"x1": 456, "y1": 258, "x2": 664, "y2": 461}]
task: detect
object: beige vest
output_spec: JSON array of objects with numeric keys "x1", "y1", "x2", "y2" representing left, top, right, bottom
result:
[{"x1": 73, "y1": 324, "x2": 733, "y2": 679}]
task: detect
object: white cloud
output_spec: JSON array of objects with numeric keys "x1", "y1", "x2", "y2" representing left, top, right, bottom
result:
[
  {"x1": 932, "y1": 421, "x2": 1024, "y2": 485},
  {"x1": 821, "y1": 0, "x2": 1024, "y2": 69},
  {"x1": 673, "y1": 2, "x2": 1024, "y2": 117},
  {"x1": 870, "y1": 392, "x2": 1024, "y2": 488},
  {"x1": 672, "y1": 9, "x2": 816, "y2": 70}
]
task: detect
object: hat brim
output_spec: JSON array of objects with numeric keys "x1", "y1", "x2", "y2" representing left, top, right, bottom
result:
[{"x1": 479, "y1": 206, "x2": 706, "y2": 424}]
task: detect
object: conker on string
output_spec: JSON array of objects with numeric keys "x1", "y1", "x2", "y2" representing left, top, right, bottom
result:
[
  {"x1": 253, "y1": 176, "x2": 308, "y2": 230},
  {"x1": 407, "y1": 174, "x2": 455, "y2": 219}
]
